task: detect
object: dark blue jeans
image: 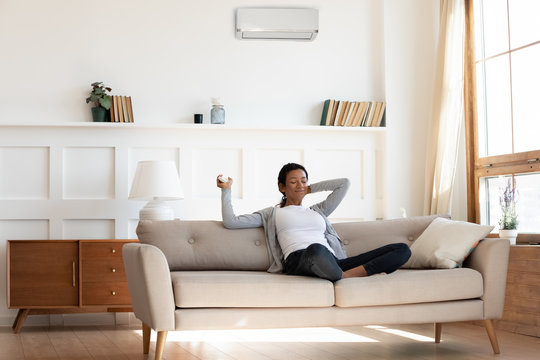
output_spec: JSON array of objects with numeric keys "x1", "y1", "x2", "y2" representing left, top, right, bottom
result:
[{"x1": 284, "y1": 243, "x2": 411, "y2": 282}]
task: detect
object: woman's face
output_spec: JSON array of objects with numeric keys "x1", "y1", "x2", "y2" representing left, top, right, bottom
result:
[{"x1": 278, "y1": 169, "x2": 308, "y2": 205}]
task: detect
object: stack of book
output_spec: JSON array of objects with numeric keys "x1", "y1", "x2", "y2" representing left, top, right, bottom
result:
[
  {"x1": 320, "y1": 100, "x2": 386, "y2": 127},
  {"x1": 110, "y1": 96, "x2": 134, "y2": 123}
]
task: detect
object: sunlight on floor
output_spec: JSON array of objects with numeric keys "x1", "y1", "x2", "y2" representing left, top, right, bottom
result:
[
  {"x1": 365, "y1": 325, "x2": 435, "y2": 342},
  {"x1": 133, "y1": 325, "x2": 435, "y2": 343},
  {"x1": 135, "y1": 327, "x2": 378, "y2": 343}
]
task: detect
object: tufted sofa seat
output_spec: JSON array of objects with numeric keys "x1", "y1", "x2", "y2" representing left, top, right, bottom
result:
[{"x1": 123, "y1": 215, "x2": 509, "y2": 360}]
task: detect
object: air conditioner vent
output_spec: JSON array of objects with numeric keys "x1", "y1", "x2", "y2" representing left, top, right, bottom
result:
[{"x1": 236, "y1": 8, "x2": 319, "y2": 41}]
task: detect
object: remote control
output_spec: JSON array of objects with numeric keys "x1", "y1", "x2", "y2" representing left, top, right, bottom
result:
[{"x1": 218, "y1": 175, "x2": 228, "y2": 183}]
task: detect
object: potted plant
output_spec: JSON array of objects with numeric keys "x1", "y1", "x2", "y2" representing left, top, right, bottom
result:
[
  {"x1": 86, "y1": 82, "x2": 112, "y2": 122},
  {"x1": 498, "y1": 178, "x2": 519, "y2": 245}
]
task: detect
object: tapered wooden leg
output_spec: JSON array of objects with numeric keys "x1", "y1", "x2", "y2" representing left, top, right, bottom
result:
[
  {"x1": 155, "y1": 331, "x2": 168, "y2": 360},
  {"x1": 434, "y1": 323, "x2": 442, "y2": 343},
  {"x1": 484, "y1": 319, "x2": 500, "y2": 354},
  {"x1": 142, "y1": 323, "x2": 151, "y2": 354},
  {"x1": 12, "y1": 309, "x2": 30, "y2": 334}
]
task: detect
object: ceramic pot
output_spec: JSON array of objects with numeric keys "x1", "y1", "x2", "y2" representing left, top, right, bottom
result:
[
  {"x1": 499, "y1": 229, "x2": 518, "y2": 245},
  {"x1": 92, "y1": 107, "x2": 108, "y2": 122}
]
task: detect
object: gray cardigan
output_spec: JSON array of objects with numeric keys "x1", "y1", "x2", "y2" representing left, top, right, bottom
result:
[{"x1": 221, "y1": 178, "x2": 350, "y2": 273}]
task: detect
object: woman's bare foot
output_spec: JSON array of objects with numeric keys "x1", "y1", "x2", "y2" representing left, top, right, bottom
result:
[
  {"x1": 342, "y1": 266, "x2": 387, "y2": 278},
  {"x1": 342, "y1": 265, "x2": 368, "y2": 278}
]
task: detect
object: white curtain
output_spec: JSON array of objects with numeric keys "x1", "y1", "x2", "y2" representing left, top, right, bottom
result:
[{"x1": 424, "y1": 0, "x2": 466, "y2": 215}]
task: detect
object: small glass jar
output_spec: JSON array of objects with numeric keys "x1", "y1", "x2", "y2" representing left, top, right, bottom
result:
[{"x1": 211, "y1": 104, "x2": 225, "y2": 124}]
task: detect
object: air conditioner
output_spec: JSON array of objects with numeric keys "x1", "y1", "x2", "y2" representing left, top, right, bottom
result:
[{"x1": 236, "y1": 8, "x2": 318, "y2": 41}]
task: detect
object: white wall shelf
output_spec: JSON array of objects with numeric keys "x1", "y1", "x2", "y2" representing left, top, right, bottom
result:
[{"x1": 0, "y1": 122, "x2": 386, "y2": 132}]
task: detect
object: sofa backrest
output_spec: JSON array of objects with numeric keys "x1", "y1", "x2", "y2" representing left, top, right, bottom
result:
[
  {"x1": 136, "y1": 215, "x2": 445, "y2": 271},
  {"x1": 334, "y1": 215, "x2": 446, "y2": 256},
  {"x1": 136, "y1": 220, "x2": 269, "y2": 271}
]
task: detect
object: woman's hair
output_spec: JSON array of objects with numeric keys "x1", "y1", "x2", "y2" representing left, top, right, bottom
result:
[{"x1": 277, "y1": 163, "x2": 308, "y2": 207}]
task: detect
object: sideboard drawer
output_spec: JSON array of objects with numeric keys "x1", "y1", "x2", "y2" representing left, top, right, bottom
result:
[
  {"x1": 81, "y1": 241, "x2": 127, "y2": 258},
  {"x1": 82, "y1": 282, "x2": 131, "y2": 306},
  {"x1": 81, "y1": 259, "x2": 127, "y2": 282}
]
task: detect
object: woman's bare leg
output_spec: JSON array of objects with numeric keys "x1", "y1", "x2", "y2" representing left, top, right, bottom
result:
[{"x1": 342, "y1": 265, "x2": 368, "y2": 278}]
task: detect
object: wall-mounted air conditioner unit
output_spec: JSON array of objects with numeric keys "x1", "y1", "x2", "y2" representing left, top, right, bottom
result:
[{"x1": 236, "y1": 8, "x2": 318, "y2": 41}]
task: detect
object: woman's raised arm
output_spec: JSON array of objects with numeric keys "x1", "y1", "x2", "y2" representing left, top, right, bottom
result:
[
  {"x1": 309, "y1": 178, "x2": 351, "y2": 217},
  {"x1": 218, "y1": 175, "x2": 263, "y2": 229}
]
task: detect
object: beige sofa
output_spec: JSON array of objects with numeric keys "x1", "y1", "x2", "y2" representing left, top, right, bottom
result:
[{"x1": 123, "y1": 215, "x2": 509, "y2": 360}]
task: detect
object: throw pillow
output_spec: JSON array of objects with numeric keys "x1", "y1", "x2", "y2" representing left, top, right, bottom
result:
[{"x1": 402, "y1": 217, "x2": 493, "y2": 269}]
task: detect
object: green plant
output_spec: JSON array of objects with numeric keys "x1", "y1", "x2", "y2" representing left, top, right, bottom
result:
[
  {"x1": 86, "y1": 82, "x2": 112, "y2": 110},
  {"x1": 499, "y1": 178, "x2": 518, "y2": 230}
]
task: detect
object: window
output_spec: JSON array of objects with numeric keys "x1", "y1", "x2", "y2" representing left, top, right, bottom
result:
[{"x1": 465, "y1": 0, "x2": 540, "y2": 243}]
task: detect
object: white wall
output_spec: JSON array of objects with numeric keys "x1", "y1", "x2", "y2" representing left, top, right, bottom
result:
[
  {"x1": 0, "y1": 0, "x2": 385, "y2": 126},
  {"x1": 383, "y1": 0, "x2": 440, "y2": 219}
]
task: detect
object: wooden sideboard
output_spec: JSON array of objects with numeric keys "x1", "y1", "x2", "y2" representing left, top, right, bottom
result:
[
  {"x1": 493, "y1": 245, "x2": 540, "y2": 337},
  {"x1": 7, "y1": 239, "x2": 137, "y2": 333}
]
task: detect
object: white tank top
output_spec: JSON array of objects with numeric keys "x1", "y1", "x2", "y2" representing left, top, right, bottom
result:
[{"x1": 275, "y1": 205, "x2": 335, "y2": 259}]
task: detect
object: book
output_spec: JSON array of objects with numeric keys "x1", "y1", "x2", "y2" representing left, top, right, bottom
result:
[
  {"x1": 373, "y1": 102, "x2": 386, "y2": 127},
  {"x1": 370, "y1": 102, "x2": 382, "y2": 127},
  {"x1": 352, "y1": 102, "x2": 367, "y2": 127},
  {"x1": 127, "y1": 96, "x2": 134, "y2": 123},
  {"x1": 371, "y1": 102, "x2": 386, "y2": 126},
  {"x1": 344, "y1": 102, "x2": 359, "y2": 126},
  {"x1": 320, "y1": 99, "x2": 331, "y2": 126},
  {"x1": 360, "y1": 102, "x2": 372, "y2": 126},
  {"x1": 337, "y1": 101, "x2": 351, "y2": 126},
  {"x1": 341, "y1": 101, "x2": 353, "y2": 126},
  {"x1": 118, "y1": 97, "x2": 125, "y2": 123},
  {"x1": 113, "y1": 96, "x2": 120, "y2": 122},
  {"x1": 329, "y1": 100, "x2": 339, "y2": 126},
  {"x1": 121, "y1": 96, "x2": 129, "y2": 123},
  {"x1": 365, "y1": 101, "x2": 377, "y2": 126},
  {"x1": 333, "y1": 101, "x2": 344, "y2": 126}
]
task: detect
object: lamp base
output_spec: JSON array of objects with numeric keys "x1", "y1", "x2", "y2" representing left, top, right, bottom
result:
[{"x1": 139, "y1": 200, "x2": 175, "y2": 221}]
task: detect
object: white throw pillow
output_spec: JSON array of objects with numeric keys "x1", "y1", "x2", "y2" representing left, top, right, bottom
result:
[{"x1": 402, "y1": 217, "x2": 493, "y2": 269}]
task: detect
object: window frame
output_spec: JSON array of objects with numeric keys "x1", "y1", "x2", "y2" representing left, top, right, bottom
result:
[{"x1": 464, "y1": 0, "x2": 540, "y2": 243}]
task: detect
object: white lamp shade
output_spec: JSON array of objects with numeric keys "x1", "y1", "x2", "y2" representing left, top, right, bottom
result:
[{"x1": 129, "y1": 161, "x2": 184, "y2": 200}]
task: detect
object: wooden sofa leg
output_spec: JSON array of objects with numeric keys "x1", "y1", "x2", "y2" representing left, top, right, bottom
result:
[
  {"x1": 142, "y1": 323, "x2": 151, "y2": 354},
  {"x1": 434, "y1": 323, "x2": 442, "y2": 343},
  {"x1": 484, "y1": 319, "x2": 500, "y2": 354},
  {"x1": 155, "y1": 331, "x2": 168, "y2": 360}
]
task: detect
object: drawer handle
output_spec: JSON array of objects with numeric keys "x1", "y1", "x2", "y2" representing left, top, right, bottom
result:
[
  {"x1": 111, "y1": 249, "x2": 116, "y2": 254},
  {"x1": 111, "y1": 268, "x2": 116, "y2": 273},
  {"x1": 111, "y1": 291, "x2": 116, "y2": 296},
  {"x1": 72, "y1": 261, "x2": 76, "y2": 287}
]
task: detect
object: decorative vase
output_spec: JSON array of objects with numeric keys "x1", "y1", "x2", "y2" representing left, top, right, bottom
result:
[
  {"x1": 211, "y1": 104, "x2": 225, "y2": 124},
  {"x1": 91, "y1": 107, "x2": 108, "y2": 122},
  {"x1": 499, "y1": 229, "x2": 518, "y2": 245}
]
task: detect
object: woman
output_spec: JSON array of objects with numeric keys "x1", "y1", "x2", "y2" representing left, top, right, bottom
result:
[{"x1": 217, "y1": 163, "x2": 410, "y2": 281}]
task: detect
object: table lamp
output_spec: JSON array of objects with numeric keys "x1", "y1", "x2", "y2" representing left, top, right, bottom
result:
[{"x1": 129, "y1": 160, "x2": 184, "y2": 220}]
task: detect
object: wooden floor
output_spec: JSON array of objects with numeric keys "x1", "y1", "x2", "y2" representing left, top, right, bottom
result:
[{"x1": 1, "y1": 322, "x2": 539, "y2": 360}]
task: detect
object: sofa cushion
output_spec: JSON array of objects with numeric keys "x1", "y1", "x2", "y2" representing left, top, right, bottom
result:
[
  {"x1": 402, "y1": 217, "x2": 493, "y2": 269},
  {"x1": 171, "y1": 271, "x2": 335, "y2": 308},
  {"x1": 334, "y1": 268, "x2": 483, "y2": 307}
]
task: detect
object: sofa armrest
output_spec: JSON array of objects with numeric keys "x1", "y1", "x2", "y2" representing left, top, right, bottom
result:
[
  {"x1": 464, "y1": 238, "x2": 510, "y2": 319},
  {"x1": 123, "y1": 243, "x2": 175, "y2": 331}
]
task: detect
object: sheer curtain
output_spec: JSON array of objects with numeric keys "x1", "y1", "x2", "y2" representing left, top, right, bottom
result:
[{"x1": 424, "y1": 0, "x2": 465, "y2": 215}]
